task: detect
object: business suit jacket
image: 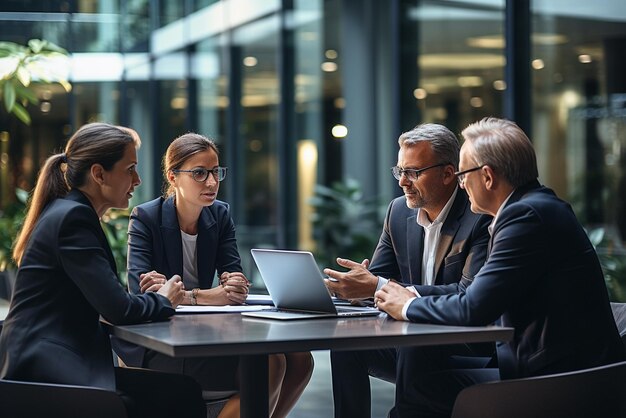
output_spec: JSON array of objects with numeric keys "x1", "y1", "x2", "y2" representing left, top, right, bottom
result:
[
  {"x1": 408, "y1": 181, "x2": 625, "y2": 378},
  {"x1": 127, "y1": 196, "x2": 243, "y2": 294},
  {"x1": 0, "y1": 190, "x2": 174, "y2": 390},
  {"x1": 368, "y1": 189, "x2": 491, "y2": 287}
]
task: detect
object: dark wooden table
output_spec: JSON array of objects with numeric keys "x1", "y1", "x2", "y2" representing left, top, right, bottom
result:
[{"x1": 111, "y1": 313, "x2": 513, "y2": 418}]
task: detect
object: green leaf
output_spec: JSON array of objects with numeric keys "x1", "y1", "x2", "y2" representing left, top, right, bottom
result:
[
  {"x1": 3, "y1": 81, "x2": 16, "y2": 112},
  {"x1": 40, "y1": 40, "x2": 68, "y2": 55},
  {"x1": 28, "y1": 39, "x2": 44, "y2": 54},
  {"x1": 0, "y1": 41, "x2": 22, "y2": 55},
  {"x1": 11, "y1": 101, "x2": 31, "y2": 125},
  {"x1": 13, "y1": 83, "x2": 38, "y2": 104}
]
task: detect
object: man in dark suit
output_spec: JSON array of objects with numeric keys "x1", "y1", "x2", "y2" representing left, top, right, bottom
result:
[
  {"x1": 376, "y1": 117, "x2": 626, "y2": 417},
  {"x1": 325, "y1": 123, "x2": 492, "y2": 418}
]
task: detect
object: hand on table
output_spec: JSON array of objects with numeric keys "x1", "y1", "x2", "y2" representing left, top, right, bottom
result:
[
  {"x1": 139, "y1": 270, "x2": 168, "y2": 293},
  {"x1": 219, "y1": 272, "x2": 250, "y2": 305},
  {"x1": 374, "y1": 280, "x2": 415, "y2": 320}
]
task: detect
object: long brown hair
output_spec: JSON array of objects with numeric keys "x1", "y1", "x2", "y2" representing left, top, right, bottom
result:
[
  {"x1": 13, "y1": 123, "x2": 139, "y2": 265},
  {"x1": 162, "y1": 132, "x2": 219, "y2": 197}
]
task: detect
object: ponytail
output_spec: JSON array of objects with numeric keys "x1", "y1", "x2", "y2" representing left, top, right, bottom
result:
[{"x1": 13, "y1": 153, "x2": 69, "y2": 265}]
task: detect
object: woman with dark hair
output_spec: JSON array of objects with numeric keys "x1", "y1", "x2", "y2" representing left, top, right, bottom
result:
[
  {"x1": 125, "y1": 132, "x2": 313, "y2": 418},
  {"x1": 0, "y1": 123, "x2": 205, "y2": 418}
]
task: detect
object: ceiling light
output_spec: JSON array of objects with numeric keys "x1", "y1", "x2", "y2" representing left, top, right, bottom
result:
[
  {"x1": 243, "y1": 56, "x2": 258, "y2": 67},
  {"x1": 531, "y1": 59, "x2": 545, "y2": 70},
  {"x1": 413, "y1": 88, "x2": 428, "y2": 100},
  {"x1": 321, "y1": 62, "x2": 338, "y2": 72},
  {"x1": 325, "y1": 49, "x2": 338, "y2": 59},
  {"x1": 493, "y1": 80, "x2": 506, "y2": 91},
  {"x1": 331, "y1": 124, "x2": 348, "y2": 138}
]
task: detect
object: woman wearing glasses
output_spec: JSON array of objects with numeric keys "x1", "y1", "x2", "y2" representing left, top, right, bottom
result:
[{"x1": 124, "y1": 133, "x2": 313, "y2": 418}]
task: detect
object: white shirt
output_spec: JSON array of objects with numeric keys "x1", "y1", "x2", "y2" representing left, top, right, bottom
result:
[
  {"x1": 180, "y1": 230, "x2": 200, "y2": 289},
  {"x1": 416, "y1": 187, "x2": 458, "y2": 286},
  {"x1": 377, "y1": 188, "x2": 460, "y2": 292}
]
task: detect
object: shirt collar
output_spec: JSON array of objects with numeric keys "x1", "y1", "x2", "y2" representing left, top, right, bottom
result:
[
  {"x1": 417, "y1": 187, "x2": 458, "y2": 229},
  {"x1": 488, "y1": 189, "x2": 516, "y2": 236}
]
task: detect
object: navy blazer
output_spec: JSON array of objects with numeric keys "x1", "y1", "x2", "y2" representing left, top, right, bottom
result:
[
  {"x1": 407, "y1": 181, "x2": 625, "y2": 378},
  {"x1": 127, "y1": 196, "x2": 243, "y2": 293},
  {"x1": 369, "y1": 189, "x2": 491, "y2": 287},
  {"x1": 0, "y1": 190, "x2": 174, "y2": 390}
]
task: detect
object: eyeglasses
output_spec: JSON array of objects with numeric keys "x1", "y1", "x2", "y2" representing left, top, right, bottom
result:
[
  {"x1": 172, "y1": 167, "x2": 228, "y2": 182},
  {"x1": 454, "y1": 165, "x2": 484, "y2": 185},
  {"x1": 391, "y1": 163, "x2": 446, "y2": 182}
]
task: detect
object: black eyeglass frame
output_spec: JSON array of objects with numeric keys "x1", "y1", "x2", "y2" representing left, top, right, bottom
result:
[
  {"x1": 453, "y1": 165, "x2": 485, "y2": 184},
  {"x1": 172, "y1": 166, "x2": 228, "y2": 182},
  {"x1": 391, "y1": 163, "x2": 447, "y2": 181}
]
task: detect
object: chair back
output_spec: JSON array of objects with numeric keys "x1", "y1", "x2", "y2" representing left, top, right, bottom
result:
[
  {"x1": 451, "y1": 360, "x2": 626, "y2": 418},
  {"x1": 0, "y1": 379, "x2": 128, "y2": 418}
]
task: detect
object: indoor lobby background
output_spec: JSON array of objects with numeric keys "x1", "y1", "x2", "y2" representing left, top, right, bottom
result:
[{"x1": 1, "y1": 0, "x2": 625, "y2": 297}]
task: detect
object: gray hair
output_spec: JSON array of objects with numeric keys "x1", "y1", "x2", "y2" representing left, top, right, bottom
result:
[
  {"x1": 398, "y1": 123, "x2": 460, "y2": 169},
  {"x1": 461, "y1": 117, "x2": 538, "y2": 188}
]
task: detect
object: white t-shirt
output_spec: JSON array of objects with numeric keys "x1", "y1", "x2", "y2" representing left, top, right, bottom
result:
[{"x1": 180, "y1": 230, "x2": 200, "y2": 289}]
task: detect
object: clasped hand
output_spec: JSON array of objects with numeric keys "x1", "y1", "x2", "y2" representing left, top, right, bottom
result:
[{"x1": 218, "y1": 271, "x2": 250, "y2": 305}]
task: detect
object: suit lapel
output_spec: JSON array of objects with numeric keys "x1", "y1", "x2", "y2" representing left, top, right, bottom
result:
[
  {"x1": 196, "y1": 208, "x2": 217, "y2": 288},
  {"x1": 407, "y1": 213, "x2": 424, "y2": 285},
  {"x1": 161, "y1": 197, "x2": 184, "y2": 277},
  {"x1": 434, "y1": 190, "x2": 466, "y2": 280}
]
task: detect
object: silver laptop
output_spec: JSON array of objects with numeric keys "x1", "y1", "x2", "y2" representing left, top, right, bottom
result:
[{"x1": 242, "y1": 249, "x2": 381, "y2": 320}]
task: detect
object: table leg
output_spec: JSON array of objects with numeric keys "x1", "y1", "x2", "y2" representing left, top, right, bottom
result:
[{"x1": 240, "y1": 354, "x2": 269, "y2": 418}]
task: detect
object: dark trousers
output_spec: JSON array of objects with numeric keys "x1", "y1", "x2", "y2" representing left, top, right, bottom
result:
[
  {"x1": 391, "y1": 345, "x2": 499, "y2": 418},
  {"x1": 115, "y1": 367, "x2": 206, "y2": 418},
  {"x1": 331, "y1": 343, "x2": 497, "y2": 418},
  {"x1": 331, "y1": 348, "x2": 398, "y2": 418}
]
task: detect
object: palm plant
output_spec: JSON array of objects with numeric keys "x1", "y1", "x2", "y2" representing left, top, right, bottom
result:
[
  {"x1": 309, "y1": 179, "x2": 383, "y2": 269},
  {"x1": 0, "y1": 38, "x2": 70, "y2": 124}
]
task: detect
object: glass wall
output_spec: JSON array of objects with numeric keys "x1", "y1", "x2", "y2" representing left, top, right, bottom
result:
[
  {"x1": 531, "y1": 1, "x2": 626, "y2": 298},
  {"x1": 402, "y1": 1, "x2": 505, "y2": 133},
  {"x1": 1, "y1": 0, "x2": 625, "y2": 295}
]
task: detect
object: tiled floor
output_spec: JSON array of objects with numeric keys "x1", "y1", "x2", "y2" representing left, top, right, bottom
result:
[{"x1": 288, "y1": 351, "x2": 395, "y2": 418}]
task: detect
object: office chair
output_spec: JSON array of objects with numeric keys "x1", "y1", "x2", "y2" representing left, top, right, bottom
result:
[
  {"x1": 451, "y1": 360, "x2": 626, "y2": 418},
  {"x1": 0, "y1": 379, "x2": 128, "y2": 418},
  {"x1": 0, "y1": 322, "x2": 128, "y2": 417}
]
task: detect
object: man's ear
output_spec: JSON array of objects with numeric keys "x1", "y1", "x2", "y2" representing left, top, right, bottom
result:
[
  {"x1": 442, "y1": 164, "x2": 457, "y2": 185},
  {"x1": 482, "y1": 165, "x2": 496, "y2": 190},
  {"x1": 90, "y1": 164, "x2": 105, "y2": 186}
]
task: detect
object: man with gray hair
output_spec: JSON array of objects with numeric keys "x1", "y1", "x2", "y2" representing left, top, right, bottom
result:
[
  {"x1": 325, "y1": 123, "x2": 492, "y2": 418},
  {"x1": 376, "y1": 117, "x2": 625, "y2": 417}
]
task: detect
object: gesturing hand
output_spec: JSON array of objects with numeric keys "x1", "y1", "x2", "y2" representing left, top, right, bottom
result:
[{"x1": 323, "y1": 258, "x2": 377, "y2": 299}]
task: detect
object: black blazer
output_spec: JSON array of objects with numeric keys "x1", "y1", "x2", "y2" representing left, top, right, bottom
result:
[
  {"x1": 116, "y1": 196, "x2": 243, "y2": 367},
  {"x1": 0, "y1": 190, "x2": 174, "y2": 390},
  {"x1": 407, "y1": 182, "x2": 625, "y2": 378},
  {"x1": 369, "y1": 189, "x2": 491, "y2": 287},
  {"x1": 126, "y1": 196, "x2": 243, "y2": 293}
]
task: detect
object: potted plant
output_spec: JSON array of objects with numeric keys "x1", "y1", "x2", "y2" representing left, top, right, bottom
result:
[
  {"x1": 309, "y1": 179, "x2": 383, "y2": 269},
  {"x1": 0, "y1": 188, "x2": 28, "y2": 300}
]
